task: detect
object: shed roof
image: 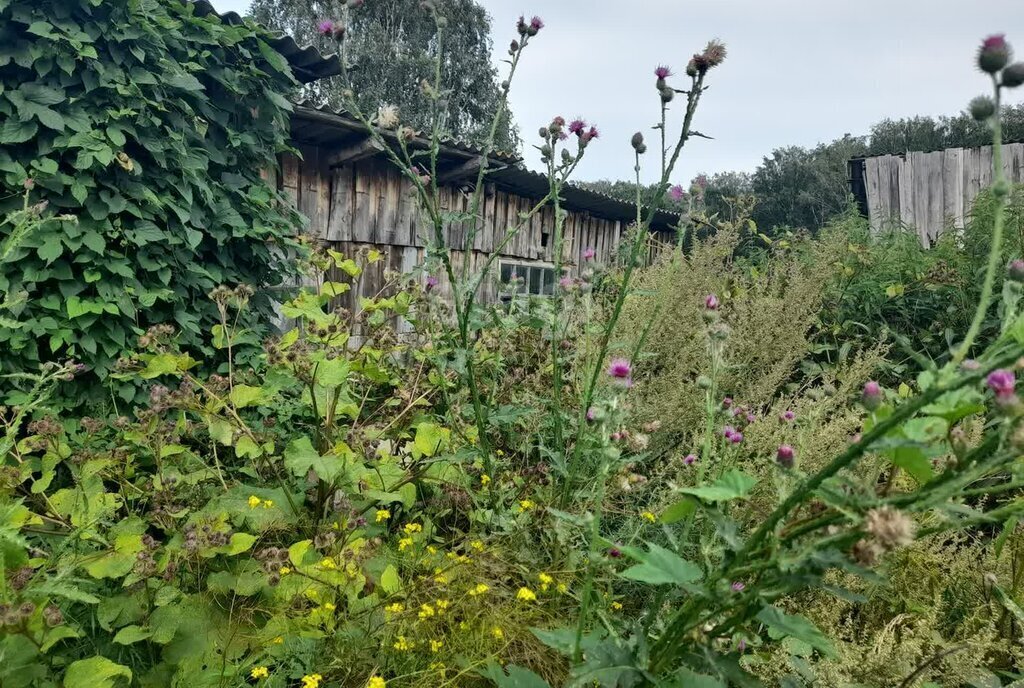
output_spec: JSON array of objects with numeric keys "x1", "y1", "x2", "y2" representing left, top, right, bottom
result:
[
  {"x1": 189, "y1": 1, "x2": 342, "y2": 84},
  {"x1": 290, "y1": 103, "x2": 681, "y2": 232}
]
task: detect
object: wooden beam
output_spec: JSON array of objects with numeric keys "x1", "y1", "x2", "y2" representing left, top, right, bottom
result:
[
  {"x1": 437, "y1": 157, "x2": 484, "y2": 185},
  {"x1": 327, "y1": 137, "x2": 385, "y2": 167}
]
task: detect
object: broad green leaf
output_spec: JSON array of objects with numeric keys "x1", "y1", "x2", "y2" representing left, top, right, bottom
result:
[
  {"x1": 413, "y1": 422, "x2": 449, "y2": 457},
  {"x1": 619, "y1": 543, "x2": 702, "y2": 586},
  {"x1": 112, "y1": 625, "x2": 151, "y2": 645},
  {"x1": 40, "y1": 625, "x2": 80, "y2": 653},
  {"x1": 889, "y1": 445, "x2": 934, "y2": 484},
  {"x1": 530, "y1": 627, "x2": 578, "y2": 657},
  {"x1": 380, "y1": 564, "x2": 401, "y2": 594},
  {"x1": 283, "y1": 436, "x2": 349, "y2": 483},
  {"x1": 756, "y1": 605, "x2": 836, "y2": 658},
  {"x1": 229, "y1": 384, "x2": 264, "y2": 409},
  {"x1": 481, "y1": 662, "x2": 552, "y2": 688},
  {"x1": 660, "y1": 496, "x2": 697, "y2": 524},
  {"x1": 63, "y1": 656, "x2": 132, "y2": 687},
  {"x1": 680, "y1": 470, "x2": 757, "y2": 503},
  {"x1": 663, "y1": 668, "x2": 727, "y2": 688}
]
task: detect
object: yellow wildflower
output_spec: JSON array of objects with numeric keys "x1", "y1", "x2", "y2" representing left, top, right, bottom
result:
[
  {"x1": 271, "y1": 636, "x2": 284, "y2": 644},
  {"x1": 263, "y1": 500, "x2": 274, "y2": 509},
  {"x1": 319, "y1": 558, "x2": 337, "y2": 569},
  {"x1": 427, "y1": 545, "x2": 438, "y2": 555},
  {"x1": 556, "y1": 582, "x2": 568, "y2": 594},
  {"x1": 641, "y1": 511, "x2": 656, "y2": 523},
  {"x1": 322, "y1": 602, "x2": 336, "y2": 612},
  {"x1": 516, "y1": 587, "x2": 537, "y2": 602},
  {"x1": 247, "y1": 495, "x2": 262, "y2": 509},
  {"x1": 611, "y1": 601, "x2": 623, "y2": 611},
  {"x1": 538, "y1": 572, "x2": 553, "y2": 592},
  {"x1": 480, "y1": 474, "x2": 491, "y2": 486},
  {"x1": 468, "y1": 583, "x2": 489, "y2": 596},
  {"x1": 418, "y1": 603, "x2": 435, "y2": 619},
  {"x1": 430, "y1": 639, "x2": 444, "y2": 653},
  {"x1": 250, "y1": 666, "x2": 269, "y2": 679},
  {"x1": 279, "y1": 566, "x2": 291, "y2": 575},
  {"x1": 398, "y1": 537, "x2": 413, "y2": 551},
  {"x1": 367, "y1": 677, "x2": 387, "y2": 688},
  {"x1": 375, "y1": 509, "x2": 391, "y2": 523},
  {"x1": 393, "y1": 635, "x2": 413, "y2": 651},
  {"x1": 433, "y1": 569, "x2": 449, "y2": 585},
  {"x1": 491, "y1": 626, "x2": 504, "y2": 640},
  {"x1": 403, "y1": 523, "x2": 422, "y2": 534},
  {"x1": 385, "y1": 602, "x2": 404, "y2": 614},
  {"x1": 519, "y1": 499, "x2": 535, "y2": 511},
  {"x1": 470, "y1": 540, "x2": 484, "y2": 552},
  {"x1": 429, "y1": 662, "x2": 446, "y2": 675},
  {"x1": 435, "y1": 599, "x2": 450, "y2": 613},
  {"x1": 301, "y1": 674, "x2": 323, "y2": 688}
]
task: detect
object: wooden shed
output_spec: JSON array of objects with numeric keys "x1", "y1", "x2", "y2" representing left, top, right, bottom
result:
[
  {"x1": 277, "y1": 103, "x2": 680, "y2": 309},
  {"x1": 849, "y1": 142, "x2": 1024, "y2": 246}
]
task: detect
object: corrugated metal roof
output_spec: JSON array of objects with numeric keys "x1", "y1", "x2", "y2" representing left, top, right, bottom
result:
[
  {"x1": 189, "y1": 1, "x2": 341, "y2": 84},
  {"x1": 291, "y1": 103, "x2": 681, "y2": 231}
]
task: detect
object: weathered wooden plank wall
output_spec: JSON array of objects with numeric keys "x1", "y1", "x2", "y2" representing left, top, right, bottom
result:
[
  {"x1": 277, "y1": 148, "x2": 669, "y2": 316},
  {"x1": 862, "y1": 142, "x2": 1024, "y2": 246}
]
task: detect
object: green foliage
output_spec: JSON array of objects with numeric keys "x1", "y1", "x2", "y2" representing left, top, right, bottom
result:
[
  {"x1": 0, "y1": 0, "x2": 303, "y2": 387},
  {"x1": 250, "y1": 0, "x2": 520, "y2": 151}
]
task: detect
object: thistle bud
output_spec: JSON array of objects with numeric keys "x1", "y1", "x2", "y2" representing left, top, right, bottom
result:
[
  {"x1": 1009, "y1": 259, "x2": 1024, "y2": 282},
  {"x1": 509, "y1": 40, "x2": 519, "y2": 54},
  {"x1": 630, "y1": 131, "x2": 645, "y2": 150},
  {"x1": 978, "y1": 35, "x2": 1011, "y2": 74},
  {"x1": 969, "y1": 95, "x2": 996, "y2": 121},
  {"x1": 660, "y1": 86, "x2": 675, "y2": 103},
  {"x1": 685, "y1": 59, "x2": 698, "y2": 77},
  {"x1": 538, "y1": 126, "x2": 549, "y2": 139},
  {"x1": 861, "y1": 381, "x2": 883, "y2": 410},
  {"x1": 696, "y1": 375, "x2": 713, "y2": 390},
  {"x1": 1003, "y1": 62, "x2": 1024, "y2": 88},
  {"x1": 776, "y1": 444, "x2": 795, "y2": 469},
  {"x1": 540, "y1": 144, "x2": 552, "y2": 157}
]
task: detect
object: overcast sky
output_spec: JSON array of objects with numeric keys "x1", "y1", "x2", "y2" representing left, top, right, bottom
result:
[{"x1": 217, "y1": 0, "x2": 1022, "y2": 185}]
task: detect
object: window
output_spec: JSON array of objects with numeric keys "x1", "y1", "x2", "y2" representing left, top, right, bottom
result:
[{"x1": 499, "y1": 260, "x2": 558, "y2": 297}]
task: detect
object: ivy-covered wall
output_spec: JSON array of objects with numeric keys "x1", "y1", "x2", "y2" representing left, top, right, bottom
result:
[{"x1": 0, "y1": 0, "x2": 303, "y2": 387}]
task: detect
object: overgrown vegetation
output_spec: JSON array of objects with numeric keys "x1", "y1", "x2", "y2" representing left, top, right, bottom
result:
[
  {"x1": 0, "y1": 0, "x2": 303, "y2": 392},
  {"x1": 2, "y1": 4, "x2": 1024, "y2": 688}
]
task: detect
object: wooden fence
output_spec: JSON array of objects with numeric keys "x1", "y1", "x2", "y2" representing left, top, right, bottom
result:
[{"x1": 854, "y1": 142, "x2": 1024, "y2": 246}]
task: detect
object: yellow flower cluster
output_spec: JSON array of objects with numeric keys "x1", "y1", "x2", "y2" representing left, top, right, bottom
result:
[
  {"x1": 250, "y1": 666, "x2": 269, "y2": 679},
  {"x1": 470, "y1": 540, "x2": 484, "y2": 552},
  {"x1": 385, "y1": 602, "x2": 404, "y2": 614},
  {"x1": 480, "y1": 474, "x2": 491, "y2": 485},
  {"x1": 641, "y1": 511, "x2": 657, "y2": 523},
  {"x1": 491, "y1": 626, "x2": 504, "y2": 639},
  {"x1": 367, "y1": 677, "x2": 387, "y2": 688},
  {"x1": 301, "y1": 674, "x2": 323, "y2": 688},
  {"x1": 518, "y1": 499, "x2": 535, "y2": 511},
  {"x1": 393, "y1": 635, "x2": 414, "y2": 651},
  {"x1": 318, "y1": 557, "x2": 336, "y2": 570},
  {"x1": 516, "y1": 587, "x2": 537, "y2": 602},
  {"x1": 538, "y1": 572, "x2": 554, "y2": 592},
  {"x1": 403, "y1": 523, "x2": 422, "y2": 534},
  {"x1": 398, "y1": 537, "x2": 414, "y2": 551},
  {"x1": 375, "y1": 509, "x2": 391, "y2": 523},
  {"x1": 468, "y1": 583, "x2": 489, "y2": 596},
  {"x1": 430, "y1": 639, "x2": 444, "y2": 653},
  {"x1": 247, "y1": 495, "x2": 274, "y2": 509},
  {"x1": 418, "y1": 603, "x2": 435, "y2": 619}
]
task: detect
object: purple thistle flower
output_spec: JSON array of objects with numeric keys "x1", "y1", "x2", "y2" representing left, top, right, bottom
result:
[
  {"x1": 608, "y1": 358, "x2": 632, "y2": 380},
  {"x1": 736, "y1": 638, "x2": 747, "y2": 653},
  {"x1": 693, "y1": 174, "x2": 709, "y2": 189},
  {"x1": 731, "y1": 581, "x2": 745, "y2": 592},
  {"x1": 862, "y1": 380, "x2": 883, "y2": 410},
  {"x1": 781, "y1": 409, "x2": 796, "y2": 422},
  {"x1": 583, "y1": 247, "x2": 596, "y2": 261},
  {"x1": 654, "y1": 65, "x2": 672, "y2": 80},
  {"x1": 729, "y1": 432, "x2": 743, "y2": 444},
  {"x1": 776, "y1": 444, "x2": 795, "y2": 469},
  {"x1": 705, "y1": 294, "x2": 719, "y2": 310},
  {"x1": 1009, "y1": 259, "x2": 1024, "y2": 282},
  {"x1": 745, "y1": 412, "x2": 756, "y2": 424},
  {"x1": 425, "y1": 275, "x2": 439, "y2": 290},
  {"x1": 668, "y1": 184, "x2": 685, "y2": 201},
  {"x1": 722, "y1": 425, "x2": 736, "y2": 438},
  {"x1": 529, "y1": 16, "x2": 544, "y2": 32},
  {"x1": 559, "y1": 276, "x2": 575, "y2": 290},
  {"x1": 581, "y1": 126, "x2": 600, "y2": 144},
  {"x1": 568, "y1": 119, "x2": 586, "y2": 135},
  {"x1": 608, "y1": 546, "x2": 623, "y2": 558},
  {"x1": 683, "y1": 454, "x2": 697, "y2": 465},
  {"x1": 317, "y1": 19, "x2": 335, "y2": 35},
  {"x1": 722, "y1": 397, "x2": 733, "y2": 409},
  {"x1": 586, "y1": 407, "x2": 596, "y2": 422},
  {"x1": 987, "y1": 369, "x2": 1016, "y2": 398}
]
